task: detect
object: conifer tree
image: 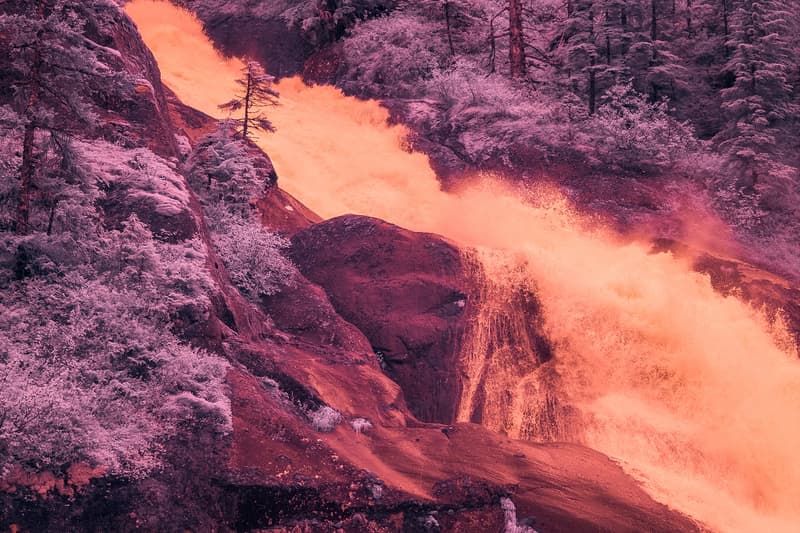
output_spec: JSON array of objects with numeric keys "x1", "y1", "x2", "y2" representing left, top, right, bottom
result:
[
  {"x1": 556, "y1": 0, "x2": 627, "y2": 114},
  {"x1": 219, "y1": 61, "x2": 280, "y2": 140},
  {"x1": 714, "y1": 0, "x2": 798, "y2": 184},
  {"x1": 0, "y1": 0, "x2": 126, "y2": 234}
]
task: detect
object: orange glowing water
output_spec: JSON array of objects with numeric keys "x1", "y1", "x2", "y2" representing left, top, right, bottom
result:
[{"x1": 126, "y1": 2, "x2": 800, "y2": 531}]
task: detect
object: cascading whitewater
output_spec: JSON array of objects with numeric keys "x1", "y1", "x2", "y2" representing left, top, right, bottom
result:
[
  {"x1": 460, "y1": 227, "x2": 800, "y2": 533},
  {"x1": 456, "y1": 249, "x2": 572, "y2": 443},
  {"x1": 126, "y1": 2, "x2": 800, "y2": 531}
]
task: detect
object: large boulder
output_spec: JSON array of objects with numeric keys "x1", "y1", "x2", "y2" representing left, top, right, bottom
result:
[{"x1": 290, "y1": 215, "x2": 471, "y2": 423}]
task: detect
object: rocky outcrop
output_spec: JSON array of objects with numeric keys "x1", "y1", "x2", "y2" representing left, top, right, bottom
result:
[
  {"x1": 106, "y1": 8, "x2": 179, "y2": 157},
  {"x1": 260, "y1": 270, "x2": 377, "y2": 356},
  {"x1": 290, "y1": 215, "x2": 471, "y2": 424},
  {"x1": 216, "y1": 337, "x2": 702, "y2": 533}
]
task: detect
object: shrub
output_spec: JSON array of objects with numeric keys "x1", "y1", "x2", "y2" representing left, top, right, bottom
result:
[
  {"x1": 0, "y1": 136, "x2": 232, "y2": 479},
  {"x1": 208, "y1": 210, "x2": 295, "y2": 300},
  {"x1": 187, "y1": 126, "x2": 260, "y2": 212},
  {"x1": 342, "y1": 13, "x2": 449, "y2": 98},
  {"x1": 581, "y1": 83, "x2": 699, "y2": 171},
  {"x1": 0, "y1": 229, "x2": 231, "y2": 478},
  {"x1": 186, "y1": 125, "x2": 296, "y2": 302},
  {"x1": 309, "y1": 405, "x2": 343, "y2": 432},
  {"x1": 350, "y1": 417, "x2": 374, "y2": 434}
]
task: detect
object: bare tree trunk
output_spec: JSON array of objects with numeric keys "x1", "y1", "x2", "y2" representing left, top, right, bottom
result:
[
  {"x1": 444, "y1": 0, "x2": 455, "y2": 56},
  {"x1": 46, "y1": 199, "x2": 58, "y2": 236},
  {"x1": 651, "y1": 0, "x2": 658, "y2": 40},
  {"x1": 687, "y1": 0, "x2": 693, "y2": 35},
  {"x1": 17, "y1": 118, "x2": 37, "y2": 235},
  {"x1": 489, "y1": 19, "x2": 497, "y2": 74},
  {"x1": 488, "y1": 7, "x2": 507, "y2": 75},
  {"x1": 509, "y1": 0, "x2": 526, "y2": 78},
  {"x1": 589, "y1": 57, "x2": 597, "y2": 115},
  {"x1": 16, "y1": 21, "x2": 45, "y2": 235},
  {"x1": 243, "y1": 66, "x2": 253, "y2": 138}
]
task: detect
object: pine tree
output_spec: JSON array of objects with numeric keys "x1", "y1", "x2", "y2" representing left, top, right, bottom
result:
[
  {"x1": 714, "y1": 0, "x2": 798, "y2": 184},
  {"x1": 219, "y1": 61, "x2": 280, "y2": 140},
  {"x1": 555, "y1": 0, "x2": 630, "y2": 114},
  {"x1": 0, "y1": 0, "x2": 126, "y2": 234},
  {"x1": 444, "y1": 0, "x2": 456, "y2": 56}
]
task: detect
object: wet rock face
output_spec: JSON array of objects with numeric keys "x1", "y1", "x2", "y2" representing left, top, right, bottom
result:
[
  {"x1": 652, "y1": 238, "x2": 800, "y2": 346},
  {"x1": 290, "y1": 215, "x2": 471, "y2": 423},
  {"x1": 174, "y1": 1, "x2": 307, "y2": 78},
  {"x1": 108, "y1": 13, "x2": 178, "y2": 157},
  {"x1": 204, "y1": 16, "x2": 307, "y2": 78},
  {"x1": 260, "y1": 272, "x2": 376, "y2": 357}
]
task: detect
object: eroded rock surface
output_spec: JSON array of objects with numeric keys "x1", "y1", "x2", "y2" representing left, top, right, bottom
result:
[{"x1": 290, "y1": 215, "x2": 471, "y2": 423}]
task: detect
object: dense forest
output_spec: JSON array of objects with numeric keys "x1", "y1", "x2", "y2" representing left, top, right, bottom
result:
[{"x1": 362, "y1": 0, "x2": 798, "y2": 254}]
